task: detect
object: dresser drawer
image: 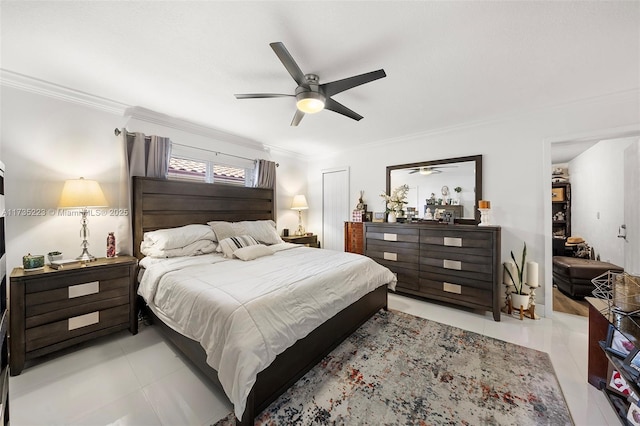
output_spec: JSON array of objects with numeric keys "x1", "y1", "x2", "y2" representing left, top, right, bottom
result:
[
  {"x1": 25, "y1": 304, "x2": 129, "y2": 352},
  {"x1": 419, "y1": 229, "x2": 493, "y2": 249},
  {"x1": 366, "y1": 241, "x2": 419, "y2": 269},
  {"x1": 418, "y1": 277, "x2": 493, "y2": 308},
  {"x1": 365, "y1": 225, "x2": 419, "y2": 244}
]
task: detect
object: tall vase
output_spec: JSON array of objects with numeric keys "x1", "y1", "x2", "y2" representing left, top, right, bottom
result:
[{"x1": 387, "y1": 211, "x2": 397, "y2": 223}]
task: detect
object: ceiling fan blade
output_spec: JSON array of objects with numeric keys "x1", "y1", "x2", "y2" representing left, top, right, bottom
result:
[
  {"x1": 324, "y1": 98, "x2": 363, "y2": 121},
  {"x1": 234, "y1": 93, "x2": 294, "y2": 99},
  {"x1": 270, "y1": 42, "x2": 308, "y2": 87},
  {"x1": 321, "y1": 69, "x2": 386, "y2": 97},
  {"x1": 291, "y1": 109, "x2": 305, "y2": 126}
]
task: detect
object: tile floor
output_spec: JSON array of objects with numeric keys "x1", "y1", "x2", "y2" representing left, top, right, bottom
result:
[{"x1": 10, "y1": 293, "x2": 620, "y2": 425}]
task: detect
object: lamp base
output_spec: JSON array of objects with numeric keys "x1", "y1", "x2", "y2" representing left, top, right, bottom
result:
[{"x1": 76, "y1": 247, "x2": 97, "y2": 262}]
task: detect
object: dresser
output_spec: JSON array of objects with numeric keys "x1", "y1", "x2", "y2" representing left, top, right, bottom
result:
[
  {"x1": 344, "y1": 222, "x2": 364, "y2": 254},
  {"x1": 9, "y1": 256, "x2": 138, "y2": 375},
  {"x1": 365, "y1": 222, "x2": 501, "y2": 321}
]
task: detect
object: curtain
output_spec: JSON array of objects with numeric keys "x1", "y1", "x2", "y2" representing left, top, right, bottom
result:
[
  {"x1": 117, "y1": 130, "x2": 172, "y2": 255},
  {"x1": 253, "y1": 159, "x2": 276, "y2": 189}
]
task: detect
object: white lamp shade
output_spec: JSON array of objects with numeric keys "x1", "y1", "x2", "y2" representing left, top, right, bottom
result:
[
  {"x1": 291, "y1": 194, "x2": 309, "y2": 210},
  {"x1": 58, "y1": 177, "x2": 108, "y2": 208}
]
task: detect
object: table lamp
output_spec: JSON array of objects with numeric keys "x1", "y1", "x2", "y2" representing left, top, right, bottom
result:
[
  {"x1": 291, "y1": 194, "x2": 308, "y2": 236},
  {"x1": 58, "y1": 177, "x2": 108, "y2": 261}
]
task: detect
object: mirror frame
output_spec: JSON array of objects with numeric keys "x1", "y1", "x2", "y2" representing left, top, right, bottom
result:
[{"x1": 386, "y1": 154, "x2": 483, "y2": 225}]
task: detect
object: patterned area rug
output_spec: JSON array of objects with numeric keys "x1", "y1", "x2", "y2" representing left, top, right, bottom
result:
[{"x1": 214, "y1": 310, "x2": 573, "y2": 425}]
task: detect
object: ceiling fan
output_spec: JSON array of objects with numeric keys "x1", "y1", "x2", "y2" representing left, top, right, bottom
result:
[
  {"x1": 234, "y1": 42, "x2": 386, "y2": 126},
  {"x1": 409, "y1": 165, "x2": 458, "y2": 175}
]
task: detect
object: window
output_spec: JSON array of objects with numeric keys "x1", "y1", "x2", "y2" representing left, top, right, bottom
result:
[{"x1": 168, "y1": 155, "x2": 252, "y2": 187}]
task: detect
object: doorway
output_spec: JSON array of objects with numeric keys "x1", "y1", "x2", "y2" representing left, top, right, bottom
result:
[
  {"x1": 549, "y1": 132, "x2": 640, "y2": 316},
  {"x1": 321, "y1": 167, "x2": 349, "y2": 251}
]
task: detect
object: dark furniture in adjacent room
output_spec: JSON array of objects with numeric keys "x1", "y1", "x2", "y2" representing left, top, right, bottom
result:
[
  {"x1": 553, "y1": 256, "x2": 623, "y2": 298},
  {"x1": 552, "y1": 182, "x2": 571, "y2": 239},
  {"x1": 9, "y1": 256, "x2": 138, "y2": 375},
  {"x1": 344, "y1": 221, "x2": 364, "y2": 254},
  {"x1": 364, "y1": 222, "x2": 502, "y2": 321}
]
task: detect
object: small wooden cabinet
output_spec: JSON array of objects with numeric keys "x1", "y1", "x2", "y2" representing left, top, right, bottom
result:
[
  {"x1": 9, "y1": 256, "x2": 138, "y2": 375},
  {"x1": 344, "y1": 222, "x2": 364, "y2": 254},
  {"x1": 282, "y1": 234, "x2": 319, "y2": 248}
]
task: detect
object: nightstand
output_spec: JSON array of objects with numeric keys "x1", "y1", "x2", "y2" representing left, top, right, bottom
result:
[
  {"x1": 282, "y1": 234, "x2": 319, "y2": 248},
  {"x1": 9, "y1": 256, "x2": 138, "y2": 375}
]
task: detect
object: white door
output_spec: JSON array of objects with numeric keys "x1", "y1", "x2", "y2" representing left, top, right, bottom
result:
[
  {"x1": 322, "y1": 167, "x2": 349, "y2": 251},
  {"x1": 624, "y1": 139, "x2": 640, "y2": 274}
]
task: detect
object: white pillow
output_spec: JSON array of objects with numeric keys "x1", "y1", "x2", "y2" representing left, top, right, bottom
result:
[
  {"x1": 218, "y1": 235, "x2": 260, "y2": 258},
  {"x1": 241, "y1": 220, "x2": 284, "y2": 245},
  {"x1": 233, "y1": 244, "x2": 274, "y2": 261},
  {"x1": 141, "y1": 239, "x2": 217, "y2": 258},
  {"x1": 143, "y1": 224, "x2": 215, "y2": 250},
  {"x1": 208, "y1": 220, "x2": 284, "y2": 245}
]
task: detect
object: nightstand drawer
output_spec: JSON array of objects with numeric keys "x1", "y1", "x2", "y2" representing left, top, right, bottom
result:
[
  {"x1": 22, "y1": 266, "x2": 129, "y2": 294},
  {"x1": 25, "y1": 304, "x2": 129, "y2": 352},
  {"x1": 25, "y1": 277, "x2": 129, "y2": 319}
]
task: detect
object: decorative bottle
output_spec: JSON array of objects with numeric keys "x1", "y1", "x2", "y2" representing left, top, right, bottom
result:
[{"x1": 107, "y1": 232, "x2": 116, "y2": 258}]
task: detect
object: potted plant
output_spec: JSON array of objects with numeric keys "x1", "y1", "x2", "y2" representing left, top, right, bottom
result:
[
  {"x1": 504, "y1": 242, "x2": 530, "y2": 309},
  {"x1": 380, "y1": 184, "x2": 409, "y2": 222}
]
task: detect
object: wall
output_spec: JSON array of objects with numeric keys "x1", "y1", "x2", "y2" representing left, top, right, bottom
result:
[
  {"x1": 0, "y1": 86, "x2": 307, "y2": 270},
  {"x1": 568, "y1": 137, "x2": 637, "y2": 266},
  {"x1": 307, "y1": 90, "x2": 640, "y2": 315}
]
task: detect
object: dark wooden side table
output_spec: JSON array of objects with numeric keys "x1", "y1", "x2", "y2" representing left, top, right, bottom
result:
[
  {"x1": 282, "y1": 234, "x2": 319, "y2": 248},
  {"x1": 9, "y1": 256, "x2": 138, "y2": 375}
]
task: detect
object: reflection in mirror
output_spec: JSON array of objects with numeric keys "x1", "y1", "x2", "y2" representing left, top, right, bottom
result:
[{"x1": 387, "y1": 155, "x2": 482, "y2": 224}]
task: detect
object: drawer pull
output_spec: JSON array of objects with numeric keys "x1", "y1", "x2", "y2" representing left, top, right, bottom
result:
[
  {"x1": 68, "y1": 281, "x2": 99, "y2": 299},
  {"x1": 443, "y1": 282, "x2": 462, "y2": 294},
  {"x1": 68, "y1": 311, "x2": 99, "y2": 331},
  {"x1": 383, "y1": 252, "x2": 398, "y2": 261},
  {"x1": 443, "y1": 237, "x2": 462, "y2": 247},
  {"x1": 443, "y1": 259, "x2": 462, "y2": 270},
  {"x1": 383, "y1": 233, "x2": 397, "y2": 241}
]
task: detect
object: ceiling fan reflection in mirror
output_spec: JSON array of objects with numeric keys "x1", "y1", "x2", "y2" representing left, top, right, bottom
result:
[
  {"x1": 234, "y1": 42, "x2": 386, "y2": 126},
  {"x1": 409, "y1": 165, "x2": 458, "y2": 175}
]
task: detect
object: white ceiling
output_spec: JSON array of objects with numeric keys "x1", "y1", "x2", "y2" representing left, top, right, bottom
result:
[{"x1": 1, "y1": 1, "x2": 638, "y2": 158}]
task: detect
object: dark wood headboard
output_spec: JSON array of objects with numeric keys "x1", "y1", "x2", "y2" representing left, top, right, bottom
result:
[{"x1": 132, "y1": 177, "x2": 275, "y2": 259}]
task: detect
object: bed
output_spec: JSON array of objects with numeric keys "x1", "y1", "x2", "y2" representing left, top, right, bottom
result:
[{"x1": 132, "y1": 177, "x2": 396, "y2": 424}]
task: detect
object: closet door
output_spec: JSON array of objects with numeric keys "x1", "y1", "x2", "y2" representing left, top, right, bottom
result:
[{"x1": 322, "y1": 167, "x2": 349, "y2": 251}]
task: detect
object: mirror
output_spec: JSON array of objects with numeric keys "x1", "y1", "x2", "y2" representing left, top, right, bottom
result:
[{"x1": 386, "y1": 155, "x2": 482, "y2": 225}]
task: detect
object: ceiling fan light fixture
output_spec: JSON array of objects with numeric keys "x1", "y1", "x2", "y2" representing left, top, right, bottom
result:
[
  {"x1": 296, "y1": 92, "x2": 325, "y2": 114},
  {"x1": 419, "y1": 168, "x2": 434, "y2": 175}
]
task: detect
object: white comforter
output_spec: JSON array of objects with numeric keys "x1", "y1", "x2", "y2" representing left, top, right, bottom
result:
[{"x1": 137, "y1": 243, "x2": 396, "y2": 419}]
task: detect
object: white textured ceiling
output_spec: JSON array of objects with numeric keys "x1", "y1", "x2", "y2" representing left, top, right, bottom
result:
[{"x1": 1, "y1": 1, "x2": 638, "y2": 158}]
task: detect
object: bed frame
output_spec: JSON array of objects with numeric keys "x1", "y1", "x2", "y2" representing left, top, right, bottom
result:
[{"x1": 132, "y1": 177, "x2": 388, "y2": 425}]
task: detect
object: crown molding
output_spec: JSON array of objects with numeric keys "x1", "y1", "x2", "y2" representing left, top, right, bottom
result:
[
  {"x1": 0, "y1": 69, "x2": 129, "y2": 115},
  {"x1": 320, "y1": 88, "x2": 640, "y2": 160},
  {"x1": 124, "y1": 106, "x2": 268, "y2": 153}
]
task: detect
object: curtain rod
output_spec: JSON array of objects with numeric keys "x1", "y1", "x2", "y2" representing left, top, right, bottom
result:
[{"x1": 114, "y1": 128, "x2": 278, "y2": 167}]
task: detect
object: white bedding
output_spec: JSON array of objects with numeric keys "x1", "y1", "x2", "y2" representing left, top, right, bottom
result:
[{"x1": 137, "y1": 243, "x2": 396, "y2": 419}]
